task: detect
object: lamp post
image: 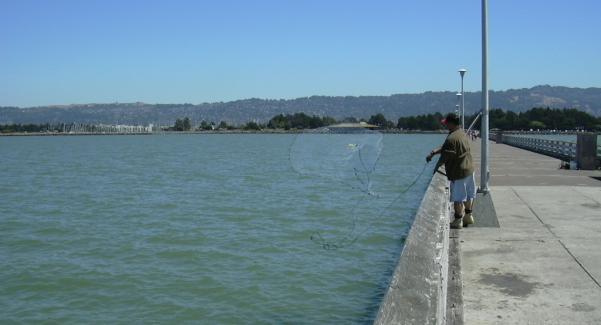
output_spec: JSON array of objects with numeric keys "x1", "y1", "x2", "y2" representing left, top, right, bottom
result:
[
  {"x1": 480, "y1": 0, "x2": 490, "y2": 193},
  {"x1": 456, "y1": 93, "x2": 462, "y2": 122},
  {"x1": 458, "y1": 69, "x2": 467, "y2": 129}
]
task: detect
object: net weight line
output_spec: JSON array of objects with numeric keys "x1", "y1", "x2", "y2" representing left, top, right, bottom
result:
[
  {"x1": 310, "y1": 162, "x2": 430, "y2": 250},
  {"x1": 351, "y1": 147, "x2": 381, "y2": 196},
  {"x1": 288, "y1": 131, "x2": 383, "y2": 197}
]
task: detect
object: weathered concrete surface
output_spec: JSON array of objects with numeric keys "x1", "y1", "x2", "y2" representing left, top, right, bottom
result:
[
  {"x1": 472, "y1": 140, "x2": 601, "y2": 186},
  {"x1": 446, "y1": 229, "x2": 464, "y2": 325},
  {"x1": 461, "y1": 141, "x2": 601, "y2": 324},
  {"x1": 374, "y1": 172, "x2": 450, "y2": 325}
]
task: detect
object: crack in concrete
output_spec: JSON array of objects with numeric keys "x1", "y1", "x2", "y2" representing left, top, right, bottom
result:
[
  {"x1": 557, "y1": 239, "x2": 601, "y2": 289},
  {"x1": 572, "y1": 187, "x2": 601, "y2": 206},
  {"x1": 511, "y1": 187, "x2": 601, "y2": 289}
]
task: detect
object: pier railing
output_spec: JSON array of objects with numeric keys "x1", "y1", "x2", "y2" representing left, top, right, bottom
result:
[
  {"x1": 493, "y1": 132, "x2": 600, "y2": 169},
  {"x1": 502, "y1": 135, "x2": 576, "y2": 161}
]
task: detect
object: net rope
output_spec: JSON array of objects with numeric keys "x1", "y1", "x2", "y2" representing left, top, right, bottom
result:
[{"x1": 289, "y1": 127, "x2": 430, "y2": 250}]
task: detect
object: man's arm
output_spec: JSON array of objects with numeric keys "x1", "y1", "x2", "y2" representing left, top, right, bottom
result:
[
  {"x1": 426, "y1": 147, "x2": 442, "y2": 162},
  {"x1": 428, "y1": 139, "x2": 457, "y2": 174}
]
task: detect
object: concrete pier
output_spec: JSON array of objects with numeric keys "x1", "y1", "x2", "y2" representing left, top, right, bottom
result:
[
  {"x1": 460, "y1": 140, "x2": 601, "y2": 324},
  {"x1": 375, "y1": 172, "x2": 451, "y2": 325},
  {"x1": 576, "y1": 133, "x2": 599, "y2": 170}
]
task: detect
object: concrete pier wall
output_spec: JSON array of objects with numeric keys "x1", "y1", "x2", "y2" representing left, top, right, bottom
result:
[
  {"x1": 576, "y1": 132, "x2": 599, "y2": 169},
  {"x1": 374, "y1": 172, "x2": 451, "y2": 325}
]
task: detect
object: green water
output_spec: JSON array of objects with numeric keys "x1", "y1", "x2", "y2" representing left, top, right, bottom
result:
[{"x1": 0, "y1": 134, "x2": 443, "y2": 324}]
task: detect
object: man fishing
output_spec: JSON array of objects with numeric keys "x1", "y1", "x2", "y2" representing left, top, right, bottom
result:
[{"x1": 426, "y1": 113, "x2": 476, "y2": 229}]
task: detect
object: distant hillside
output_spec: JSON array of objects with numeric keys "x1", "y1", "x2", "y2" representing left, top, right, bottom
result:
[{"x1": 1, "y1": 85, "x2": 600, "y2": 125}]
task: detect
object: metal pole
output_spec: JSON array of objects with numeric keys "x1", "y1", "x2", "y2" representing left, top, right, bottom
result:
[
  {"x1": 460, "y1": 73, "x2": 465, "y2": 129},
  {"x1": 480, "y1": 0, "x2": 490, "y2": 193},
  {"x1": 456, "y1": 93, "x2": 462, "y2": 119}
]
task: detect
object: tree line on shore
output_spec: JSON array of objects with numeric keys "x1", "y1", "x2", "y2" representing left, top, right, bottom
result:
[
  {"x1": 390, "y1": 108, "x2": 600, "y2": 131},
  {"x1": 1, "y1": 108, "x2": 600, "y2": 133}
]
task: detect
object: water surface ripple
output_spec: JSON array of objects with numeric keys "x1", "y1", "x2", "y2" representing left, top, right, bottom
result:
[{"x1": 0, "y1": 134, "x2": 443, "y2": 324}]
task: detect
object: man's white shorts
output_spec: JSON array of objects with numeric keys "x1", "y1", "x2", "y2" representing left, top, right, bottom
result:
[{"x1": 450, "y1": 173, "x2": 477, "y2": 203}]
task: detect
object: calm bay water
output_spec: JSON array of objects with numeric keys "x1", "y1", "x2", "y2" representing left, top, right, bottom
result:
[{"x1": 0, "y1": 134, "x2": 443, "y2": 324}]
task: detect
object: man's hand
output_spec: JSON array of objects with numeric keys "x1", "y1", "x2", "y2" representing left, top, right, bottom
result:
[{"x1": 426, "y1": 149, "x2": 437, "y2": 162}]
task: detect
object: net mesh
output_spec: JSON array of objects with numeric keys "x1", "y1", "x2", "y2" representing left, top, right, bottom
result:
[
  {"x1": 290, "y1": 127, "x2": 383, "y2": 196},
  {"x1": 290, "y1": 126, "x2": 429, "y2": 250}
]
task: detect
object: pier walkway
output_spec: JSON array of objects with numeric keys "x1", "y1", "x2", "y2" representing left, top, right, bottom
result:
[{"x1": 459, "y1": 140, "x2": 601, "y2": 324}]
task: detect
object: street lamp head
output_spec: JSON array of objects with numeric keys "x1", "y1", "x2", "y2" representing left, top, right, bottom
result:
[{"x1": 458, "y1": 68, "x2": 467, "y2": 77}]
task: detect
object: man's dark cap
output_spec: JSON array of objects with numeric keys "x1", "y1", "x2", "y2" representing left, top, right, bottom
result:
[{"x1": 441, "y1": 113, "x2": 460, "y2": 126}]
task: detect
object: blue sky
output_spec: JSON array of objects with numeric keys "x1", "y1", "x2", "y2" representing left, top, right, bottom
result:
[{"x1": 1, "y1": 0, "x2": 600, "y2": 107}]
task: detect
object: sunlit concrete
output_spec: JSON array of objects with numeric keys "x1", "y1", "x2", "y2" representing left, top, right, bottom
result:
[{"x1": 461, "y1": 140, "x2": 601, "y2": 324}]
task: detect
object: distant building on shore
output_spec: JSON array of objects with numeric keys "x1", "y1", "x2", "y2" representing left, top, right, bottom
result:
[{"x1": 329, "y1": 122, "x2": 379, "y2": 129}]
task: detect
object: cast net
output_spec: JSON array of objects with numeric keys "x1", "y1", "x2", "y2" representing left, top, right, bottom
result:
[
  {"x1": 290, "y1": 126, "x2": 383, "y2": 196},
  {"x1": 290, "y1": 126, "x2": 429, "y2": 250}
]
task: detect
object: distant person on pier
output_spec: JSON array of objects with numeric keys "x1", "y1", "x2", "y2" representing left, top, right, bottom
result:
[
  {"x1": 426, "y1": 113, "x2": 476, "y2": 229},
  {"x1": 468, "y1": 130, "x2": 476, "y2": 141}
]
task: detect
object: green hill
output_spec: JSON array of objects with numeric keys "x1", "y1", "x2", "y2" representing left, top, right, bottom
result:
[{"x1": 1, "y1": 85, "x2": 600, "y2": 125}]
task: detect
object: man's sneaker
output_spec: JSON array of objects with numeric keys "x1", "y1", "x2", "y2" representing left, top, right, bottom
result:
[
  {"x1": 450, "y1": 216, "x2": 463, "y2": 229},
  {"x1": 463, "y1": 213, "x2": 475, "y2": 227}
]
